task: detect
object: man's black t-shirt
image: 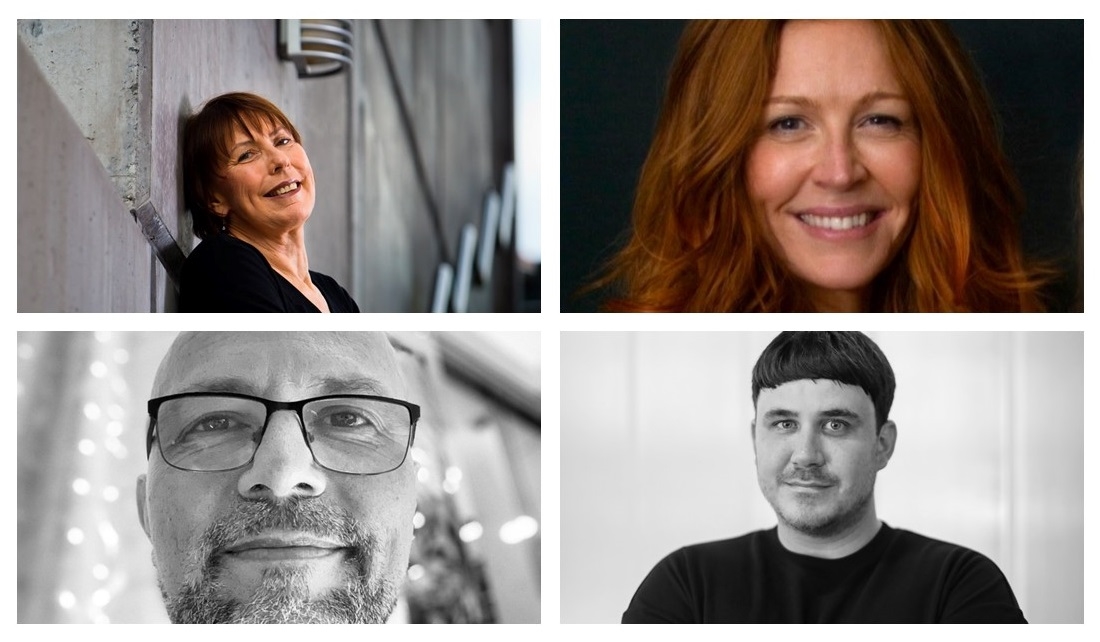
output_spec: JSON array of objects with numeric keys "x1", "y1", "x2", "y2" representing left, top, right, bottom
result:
[{"x1": 622, "y1": 523, "x2": 1026, "y2": 623}]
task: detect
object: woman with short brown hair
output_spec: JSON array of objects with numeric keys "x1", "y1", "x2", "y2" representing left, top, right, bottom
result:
[{"x1": 179, "y1": 92, "x2": 358, "y2": 312}]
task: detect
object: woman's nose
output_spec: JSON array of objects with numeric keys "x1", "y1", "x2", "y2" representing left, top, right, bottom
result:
[
  {"x1": 811, "y1": 132, "x2": 868, "y2": 189},
  {"x1": 269, "y1": 147, "x2": 290, "y2": 173}
]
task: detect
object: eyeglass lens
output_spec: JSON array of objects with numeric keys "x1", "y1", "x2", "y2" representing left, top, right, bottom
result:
[{"x1": 155, "y1": 396, "x2": 412, "y2": 474}]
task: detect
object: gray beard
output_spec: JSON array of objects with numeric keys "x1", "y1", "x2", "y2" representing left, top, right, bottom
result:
[
  {"x1": 166, "y1": 563, "x2": 398, "y2": 623},
  {"x1": 156, "y1": 498, "x2": 401, "y2": 623}
]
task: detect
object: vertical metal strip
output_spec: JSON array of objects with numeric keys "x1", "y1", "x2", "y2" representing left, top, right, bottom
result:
[
  {"x1": 149, "y1": 246, "x2": 157, "y2": 312},
  {"x1": 372, "y1": 19, "x2": 452, "y2": 265},
  {"x1": 348, "y1": 38, "x2": 362, "y2": 302},
  {"x1": 131, "y1": 200, "x2": 185, "y2": 290}
]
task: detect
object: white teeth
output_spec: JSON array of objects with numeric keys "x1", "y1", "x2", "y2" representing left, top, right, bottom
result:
[
  {"x1": 270, "y1": 182, "x2": 298, "y2": 196},
  {"x1": 799, "y1": 212, "x2": 873, "y2": 230}
]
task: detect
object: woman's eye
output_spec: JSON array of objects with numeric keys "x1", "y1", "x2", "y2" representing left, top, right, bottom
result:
[
  {"x1": 276, "y1": 137, "x2": 292, "y2": 146},
  {"x1": 864, "y1": 114, "x2": 903, "y2": 130},
  {"x1": 768, "y1": 116, "x2": 806, "y2": 133},
  {"x1": 236, "y1": 150, "x2": 255, "y2": 162}
]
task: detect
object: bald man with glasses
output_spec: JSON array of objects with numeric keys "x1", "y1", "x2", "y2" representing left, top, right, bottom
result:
[{"x1": 137, "y1": 332, "x2": 418, "y2": 623}]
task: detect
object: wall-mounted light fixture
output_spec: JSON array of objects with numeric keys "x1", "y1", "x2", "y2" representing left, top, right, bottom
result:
[{"x1": 278, "y1": 19, "x2": 353, "y2": 78}]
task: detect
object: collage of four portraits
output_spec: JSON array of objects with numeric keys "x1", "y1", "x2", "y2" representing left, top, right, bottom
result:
[{"x1": 16, "y1": 18, "x2": 1085, "y2": 626}]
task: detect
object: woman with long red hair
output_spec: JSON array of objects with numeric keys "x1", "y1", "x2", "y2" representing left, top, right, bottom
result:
[{"x1": 596, "y1": 20, "x2": 1051, "y2": 312}]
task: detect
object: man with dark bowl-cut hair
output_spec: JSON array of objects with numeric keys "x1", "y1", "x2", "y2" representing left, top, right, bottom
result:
[{"x1": 622, "y1": 331, "x2": 1027, "y2": 624}]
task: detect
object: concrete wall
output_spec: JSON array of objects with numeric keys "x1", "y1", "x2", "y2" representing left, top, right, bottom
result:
[
  {"x1": 354, "y1": 20, "x2": 500, "y2": 311},
  {"x1": 18, "y1": 42, "x2": 151, "y2": 312},
  {"x1": 17, "y1": 20, "x2": 152, "y2": 210},
  {"x1": 18, "y1": 19, "x2": 508, "y2": 312}
]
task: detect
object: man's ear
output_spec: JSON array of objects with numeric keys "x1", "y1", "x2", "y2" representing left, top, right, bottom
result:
[
  {"x1": 875, "y1": 420, "x2": 897, "y2": 470},
  {"x1": 750, "y1": 419, "x2": 757, "y2": 456},
  {"x1": 136, "y1": 474, "x2": 151, "y2": 539}
]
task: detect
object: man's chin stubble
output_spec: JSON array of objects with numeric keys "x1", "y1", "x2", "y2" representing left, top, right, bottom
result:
[
  {"x1": 155, "y1": 498, "x2": 403, "y2": 623},
  {"x1": 164, "y1": 564, "x2": 399, "y2": 623},
  {"x1": 775, "y1": 488, "x2": 873, "y2": 538}
]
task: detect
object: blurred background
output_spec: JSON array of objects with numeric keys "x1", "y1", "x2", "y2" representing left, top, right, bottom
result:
[
  {"x1": 17, "y1": 331, "x2": 540, "y2": 623},
  {"x1": 18, "y1": 19, "x2": 540, "y2": 312},
  {"x1": 561, "y1": 331, "x2": 1082, "y2": 623}
]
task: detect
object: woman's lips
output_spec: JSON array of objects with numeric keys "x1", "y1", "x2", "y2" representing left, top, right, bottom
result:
[
  {"x1": 800, "y1": 212, "x2": 875, "y2": 230},
  {"x1": 793, "y1": 208, "x2": 885, "y2": 240},
  {"x1": 264, "y1": 180, "x2": 301, "y2": 197}
]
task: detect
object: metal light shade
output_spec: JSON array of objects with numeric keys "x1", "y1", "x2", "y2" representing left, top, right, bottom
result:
[{"x1": 278, "y1": 19, "x2": 353, "y2": 78}]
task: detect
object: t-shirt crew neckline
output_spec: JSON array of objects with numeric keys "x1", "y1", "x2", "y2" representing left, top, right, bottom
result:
[{"x1": 766, "y1": 521, "x2": 893, "y2": 567}]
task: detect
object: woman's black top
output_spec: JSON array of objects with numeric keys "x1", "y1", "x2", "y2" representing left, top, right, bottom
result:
[{"x1": 179, "y1": 233, "x2": 359, "y2": 312}]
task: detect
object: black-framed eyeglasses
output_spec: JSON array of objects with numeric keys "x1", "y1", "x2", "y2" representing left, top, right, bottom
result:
[{"x1": 146, "y1": 392, "x2": 419, "y2": 475}]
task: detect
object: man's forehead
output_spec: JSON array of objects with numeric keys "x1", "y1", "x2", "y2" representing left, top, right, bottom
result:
[
  {"x1": 756, "y1": 378, "x2": 873, "y2": 412},
  {"x1": 152, "y1": 332, "x2": 403, "y2": 399}
]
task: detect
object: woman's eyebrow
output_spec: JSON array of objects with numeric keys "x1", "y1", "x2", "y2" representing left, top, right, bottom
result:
[
  {"x1": 228, "y1": 136, "x2": 256, "y2": 153},
  {"x1": 763, "y1": 91, "x2": 909, "y2": 108},
  {"x1": 229, "y1": 127, "x2": 288, "y2": 152},
  {"x1": 764, "y1": 95, "x2": 817, "y2": 108}
]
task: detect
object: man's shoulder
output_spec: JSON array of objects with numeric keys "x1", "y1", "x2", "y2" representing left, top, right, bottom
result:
[
  {"x1": 623, "y1": 529, "x2": 776, "y2": 623},
  {"x1": 881, "y1": 525, "x2": 1014, "y2": 586},
  {"x1": 664, "y1": 528, "x2": 776, "y2": 566},
  {"x1": 884, "y1": 525, "x2": 995, "y2": 563},
  {"x1": 881, "y1": 525, "x2": 1026, "y2": 623}
]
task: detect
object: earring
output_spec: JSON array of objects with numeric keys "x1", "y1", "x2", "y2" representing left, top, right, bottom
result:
[{"x1": 220, "y1": 218, "x2": 227, "y2": 232}]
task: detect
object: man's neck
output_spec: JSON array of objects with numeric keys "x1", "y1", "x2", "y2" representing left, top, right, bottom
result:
[{"x1": 775, "y1": 504, "x2": 882, "y2": 559}]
